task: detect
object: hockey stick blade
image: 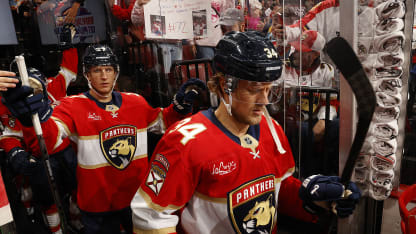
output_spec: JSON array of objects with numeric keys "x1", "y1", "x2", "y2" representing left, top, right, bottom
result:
[{"x1": 324, "y1": 37, "x2": 376, "y2": 184}]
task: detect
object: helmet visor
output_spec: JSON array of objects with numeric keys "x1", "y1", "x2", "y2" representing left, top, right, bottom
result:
[{"x1": 231, "y1": 77, "x2": 283, "y2": 105}]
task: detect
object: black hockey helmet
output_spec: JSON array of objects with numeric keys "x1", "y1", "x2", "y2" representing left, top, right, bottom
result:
[
  {"x1": 82, "y1": 44, "x2": 119, "y2": 73},
  {"x1": 214, "y1": 31, "x2": 282, "y2": 82}
]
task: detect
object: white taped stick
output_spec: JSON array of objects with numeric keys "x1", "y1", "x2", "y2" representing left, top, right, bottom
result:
[
  {"x1": 15, "y1": 56, "x2": 43, "y2": 136},
  {"x1": 15, "y1": 55, "x2": 67, "y2": 232},
  {"x1": 264, "y1": 108, "x2": 286, "y2": 154}
]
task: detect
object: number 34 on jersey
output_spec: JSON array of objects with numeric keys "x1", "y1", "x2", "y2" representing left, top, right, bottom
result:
[{"x1": 168, "y1": 118, "x2": 207, "y2": 145}]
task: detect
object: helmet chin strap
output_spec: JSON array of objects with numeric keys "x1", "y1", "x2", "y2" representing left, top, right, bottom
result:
[
  {"x1": 221, "y1": 93, "x2": 233, "y2": 116},
  {"x1": 221, "y1": 76, "x2": 236, "y2": 116}
]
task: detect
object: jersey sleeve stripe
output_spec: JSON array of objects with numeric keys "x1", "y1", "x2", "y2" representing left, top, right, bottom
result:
[
  {"x1": 281, "y1": 167, "x2": 295, "y2": 181},
  {"x1": 1, "y1": 127, "x2": 23, "y2": 137},
  {"x1": 138, "y1": 187, "x2": 183, "y2": 212},
  {"x1": 0, "y1": 135, "x2": 23, "y2": 141},
  {"x1": 51, "y1": 116, "x2": 72, "y2": 151},
  {"x1": 133, "y1": 225, "x2": 176, "y2": 234},
  {"x1": 58, "y1": 67, "x2": 77, "y2": 89},
  {"x1": 194, "y1": 192, "x2": 227, "y2": 204},
  {"x1": 51, "y1": 116, "x2": 72, "y2": 137},
  {"x1": 147, "y1": 112, "x2": 166, "y2": 134}
]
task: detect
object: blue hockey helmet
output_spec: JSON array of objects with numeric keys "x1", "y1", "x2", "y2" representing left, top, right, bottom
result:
[{"x1": 214, "y1": 31, "x2": 283, "y2": 82}]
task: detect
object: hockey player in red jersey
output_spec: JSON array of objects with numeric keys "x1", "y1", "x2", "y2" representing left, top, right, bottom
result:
[
  {"x1": 0, "y1": 22, "x2": 79, "y2": 159},
  {"x1": 130, "y1": 31, "x2": 361, "y2": 233},
  {"x1": 1, "y1": 44, "x2": 205, "y2": 234},
  {"x1": 0, "y1": 46, "x2": 79, "y2": 233}
]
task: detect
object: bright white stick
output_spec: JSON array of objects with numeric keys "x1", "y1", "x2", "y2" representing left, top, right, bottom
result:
[{"x1": 15, "y1": 56, "x2": 43, "y2": 136}]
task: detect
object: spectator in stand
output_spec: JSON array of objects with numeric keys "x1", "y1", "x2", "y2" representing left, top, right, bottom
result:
[
  {"x1": 247, "y1": 0, "x2": 265, "y2": 31},
  {"x1": 216, "y1": 8, "x2": 245, "y2": 35},
  {"x1": 305, "y1": 0, "x2": 316, "y2": 11},
  {"x1": 111, "y1": 0, "x2": 136, "y2": 22},
  {"x1": 279, "y1": 30, "x2": 339, "y2": 177},
  {"x1": 131, "y1": 0, "x2": 183, "y2": 75},
  {"x1": 63, "y1": 0, "x2": 84, "y2": 24},
  {"x1": 192, "y1": 0, "x2": 235, "y2": 59},
  {"x1": 271, "y1": 0, "x2": 340, "y2": 45}
]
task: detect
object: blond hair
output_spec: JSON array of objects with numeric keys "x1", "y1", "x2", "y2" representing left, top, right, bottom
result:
[{"x1": 207, "y1": 73, "x2": 224, "y2": 97}]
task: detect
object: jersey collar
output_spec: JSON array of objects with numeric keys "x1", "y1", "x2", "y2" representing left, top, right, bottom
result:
[
  {"x1": 84, "y1": 91, "x2": 122, "y2": 110},
  {"x1": 202, "y1": 108, "x2": 260, "y2": 145}
]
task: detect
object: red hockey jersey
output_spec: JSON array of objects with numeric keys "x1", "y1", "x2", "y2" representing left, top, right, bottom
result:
[
  {"x1": 131, "y1": 109, "x2": 316, "y2": 234},
  {"x1": 24, "y1": 91, "x2": 185, "y2": 213}
]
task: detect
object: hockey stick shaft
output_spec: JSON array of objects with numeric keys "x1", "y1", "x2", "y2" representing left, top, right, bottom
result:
[
  {"x1": 324, "y1": 37, "x2": 376, "y2": 233},
  {"x1": 15, "y1": 56, "x2": 68, "y2": 233},
  {"x1": 324, "y1": 38, "x2": 376, "y2": 183}
]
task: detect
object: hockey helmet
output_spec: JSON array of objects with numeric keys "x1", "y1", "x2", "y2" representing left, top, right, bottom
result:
[
  {"x1": 82, "y1": 44, "x2": 119, "y2": 73},
  {"x1": 214, "y1": 31, "x2": 282, "y2": 82}
]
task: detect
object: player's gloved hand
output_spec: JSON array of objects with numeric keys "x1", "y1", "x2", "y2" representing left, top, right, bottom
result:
[
  {"x1": 299, "y1": 175, "x2": 361, "y2": 217},
  {"x1": 333, "y1": 182, "x2": 361, "y2": 218},
  {"x1": 7, "y1": 147, "x2": 41, "y2": 176},
  {"x1": 59, "y1": 23, "x2": 76, "y2": 50},
  {"x1": 173, "y1": 78, "x2": 206, "y2": 115},
  {"x1": 1, "y1": 73, "x2": 52, "y2": 126}
]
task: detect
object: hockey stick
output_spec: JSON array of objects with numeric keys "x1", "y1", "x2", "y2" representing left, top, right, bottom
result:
[
  {"x1": 324, "y1": 37, "x2": 376, "y2": 232},
  {"x1": 325, "y1": 37, "x2": 376, "y2": 184},
  {"x1": 15, "y1": 56, "x2": 68, "y2": 233}
]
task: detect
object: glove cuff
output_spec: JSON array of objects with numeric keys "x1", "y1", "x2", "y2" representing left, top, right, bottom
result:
[
  {"x1": 7, "y1": 147, "x2": 28, "y2": 165},
  {"x1": 302, "y1": 200, "x2": 328, "y2": 215},
  {"x1": 173, "y1": 94, "x2": 192, "y2": 115}
]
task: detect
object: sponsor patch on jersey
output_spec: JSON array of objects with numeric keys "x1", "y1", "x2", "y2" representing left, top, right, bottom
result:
[
  {"x1": 88, "y1": 112, "x2": 101, "y2": 120},
  {"x1": 228, "y1": 175, "x2": 276, "y2": 234},
  {"x1": 99, "y1": 125, "x2": 137, "y2": 170},
  {"x1": 211, "y1": 160, "x2": 237, "y2": 176},
  {"x1": 146, "y1": 164, "x2": 166, "y2": 196}
]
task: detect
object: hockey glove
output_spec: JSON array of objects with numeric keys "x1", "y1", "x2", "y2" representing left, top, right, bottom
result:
[
  {"x1": 173, "y1": 78, "x2": 206, "y2": 115},
  {"x1": 333, "y1": 182, "x2": 361, "y2": 218},
  {"x1": 1, "y1": 77, "x2": 52, "y2": 126},
  {"x1": 299, "y1": 175, "x2": 361, "y2": 217},
  {"x1": 7, "y1": 147, "x2": 41, "y2": 176}
]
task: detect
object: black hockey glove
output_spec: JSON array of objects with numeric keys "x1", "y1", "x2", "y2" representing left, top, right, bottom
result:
[
  {"x1": 1, "y1": 76, "x2": 52, "y2": 127},
  {"x1": 173, "y1": 78, "x2": 206, "y2": 115},
  {"x1": 7, "y1": 147, "x2": 41, "y2": 176},
  {"x1": 299, "y1": 175, "x2": 361, "y2": 217}
]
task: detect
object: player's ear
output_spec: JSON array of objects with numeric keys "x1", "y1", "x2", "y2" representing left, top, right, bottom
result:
[{"x1": 218, "y1": 75, "x2": 227, "y2": 97}]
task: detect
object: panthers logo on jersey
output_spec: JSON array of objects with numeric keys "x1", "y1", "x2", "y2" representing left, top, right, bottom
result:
[
  {"x1": 228, "y1": 175, "x2": 276, "y2": 234},
  {"x1": 100, "y1": 125, "x2": 137, "y2": 170}
]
